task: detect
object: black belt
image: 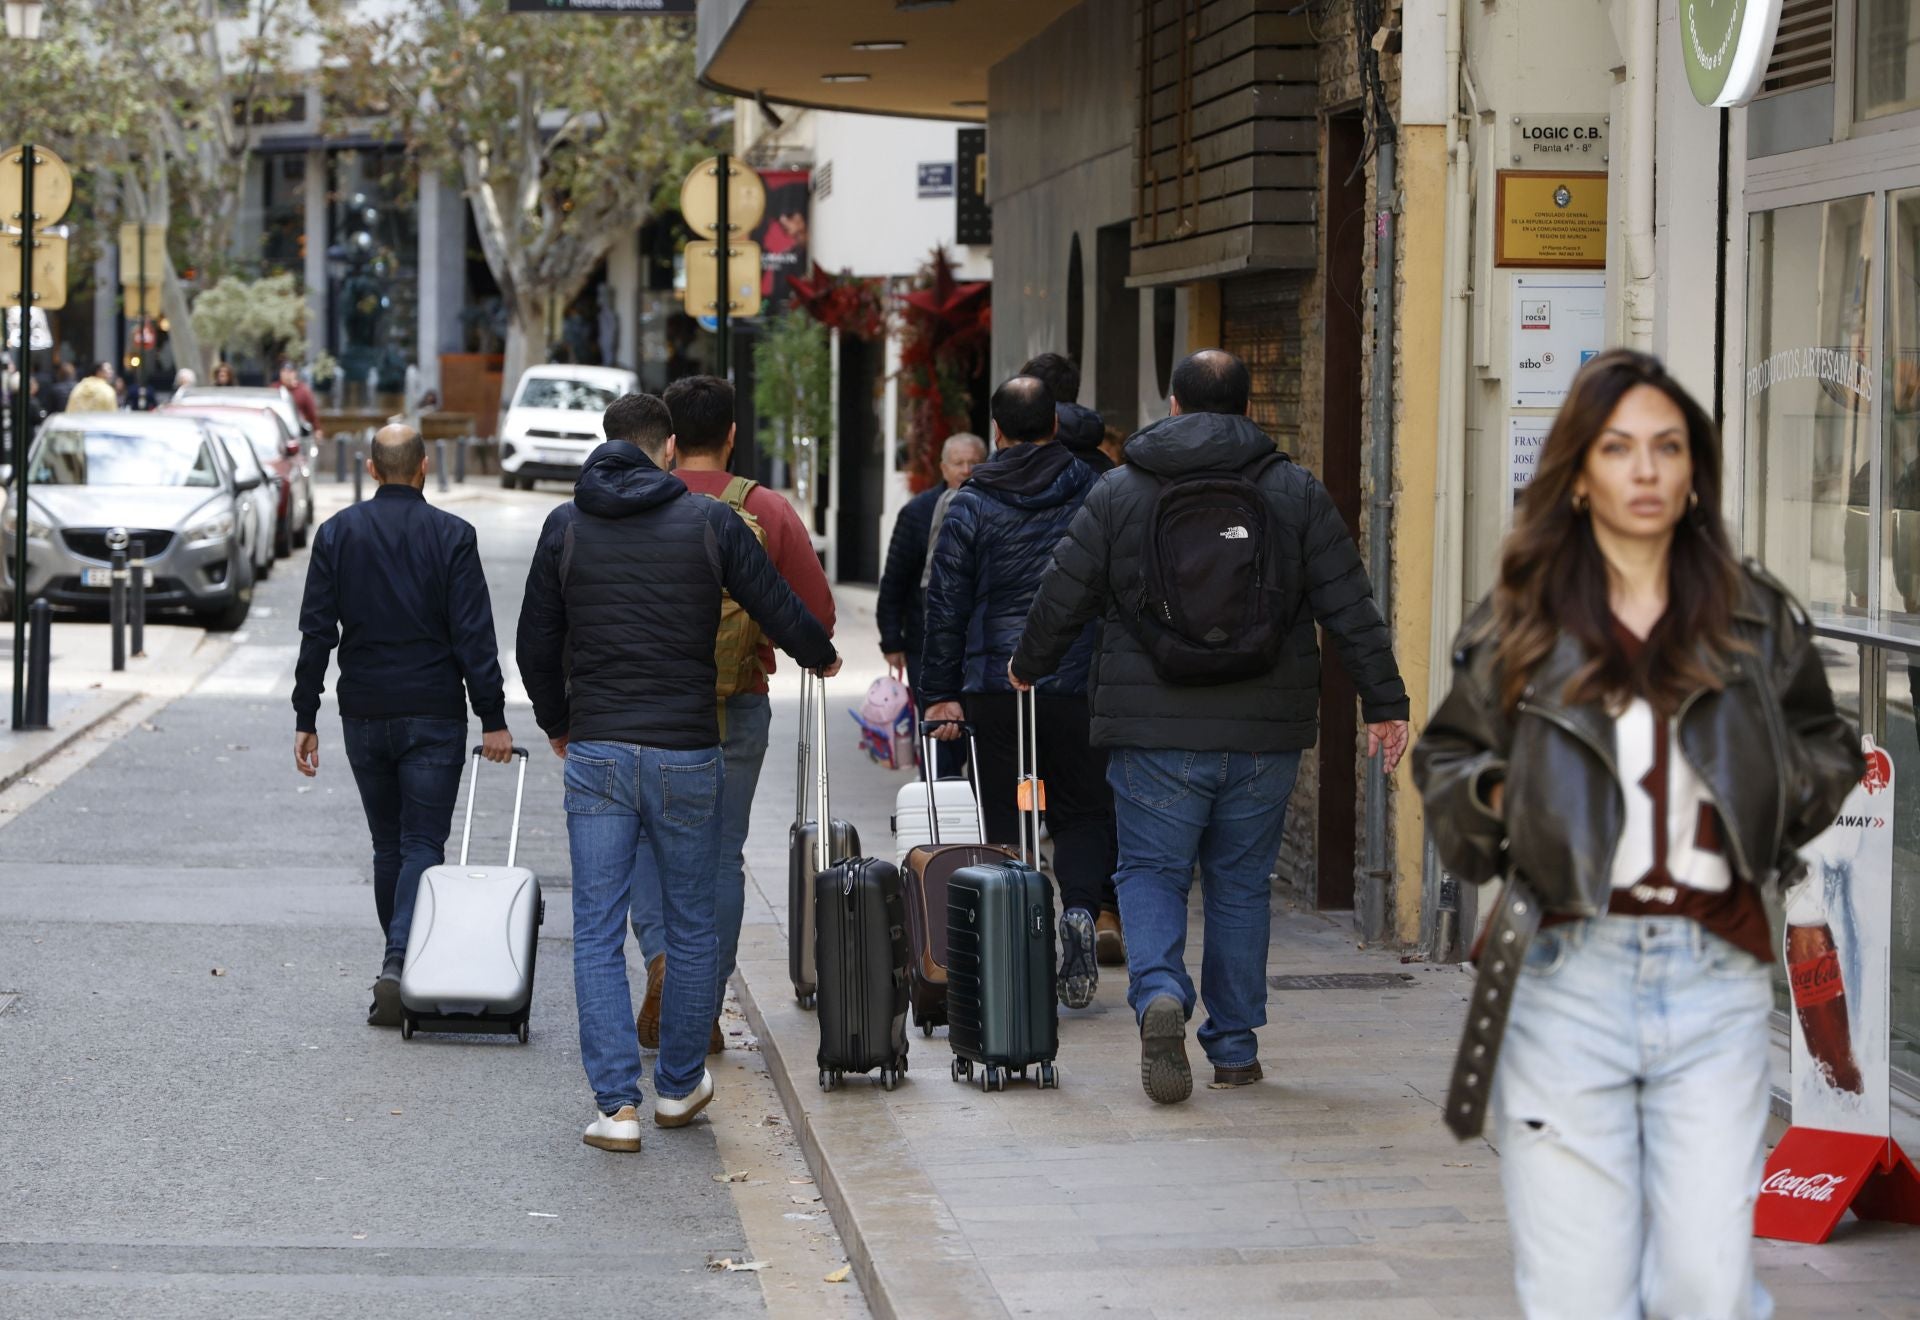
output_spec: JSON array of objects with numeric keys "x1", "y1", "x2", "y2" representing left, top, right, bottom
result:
[{"x1": 1444, "y1": 874, "x2": 1544, "y2": 1141}]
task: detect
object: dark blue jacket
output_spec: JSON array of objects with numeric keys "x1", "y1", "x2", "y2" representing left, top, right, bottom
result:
[
  {"x1": 922, "y1": 441, "x2": 1098, "y2": 702},
  {"x1": 293, "y1": 484, "x2": 506, "y2": 734},
  {"x1": 516, "y1": 441, "x2": 835, "y2": 750},
  {"x1": 875, "y1": 484, "x2": 944, "y2": 656}
]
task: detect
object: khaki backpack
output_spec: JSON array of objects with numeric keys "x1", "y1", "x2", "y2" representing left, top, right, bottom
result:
[{"x1": 701, "y1": 475, "x2": 768, "y2": 701}]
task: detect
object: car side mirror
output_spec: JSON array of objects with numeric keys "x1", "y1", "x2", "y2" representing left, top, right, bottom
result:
[{"x1": 237, "y1": 473, "x2": 263, "y2": 492}]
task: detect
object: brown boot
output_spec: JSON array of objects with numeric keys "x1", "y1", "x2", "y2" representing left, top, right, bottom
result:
[
  {"x1": 709, "y1": 1018, "x2": 725, "y2": 1055},
  {"x1": 635, "y1": 954, "x2": 665, "y2": 1050},
  {"x1": 1095, "y1": 909, "x2": 1126, "y2": 966}
]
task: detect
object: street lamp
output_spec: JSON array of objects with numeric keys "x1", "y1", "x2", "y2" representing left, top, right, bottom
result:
[{"x1": 4, "y1": 2, "x2": 44, "y2": 41}]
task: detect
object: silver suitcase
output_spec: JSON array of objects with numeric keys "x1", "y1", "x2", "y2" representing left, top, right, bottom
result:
[{"x1": 399, "y1": 746, "x2": 543, "y2": 1042}]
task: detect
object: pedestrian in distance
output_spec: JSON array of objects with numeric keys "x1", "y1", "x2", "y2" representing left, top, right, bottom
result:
[
  {"x1": 211, "y1": 361, "x2": 237, "y2": 387},
  {"x1": 1020, "y1": 351, "x2": 1113, "y2": 475},
  {"x1": 924, "y1": 374, "x2": 1120, "y2": 1009},
  {"x1": 876, "y1": 430, "x2": 987, "y2": 775},
  {"x1": 516, "y1": 392, "x2": 838, "y2": 1155},
  {"x1": 292, "y1": 423, "x2": 513, "y2": 1026},
  {"x1": 280, "y1": 360, "x2": 323, "y2": 438},
  {"x1": 627, "y1": 374, "x2": 837, "y2": 1059},
  {"x1": 1013, "y1": 349, "x2": 1410, "y2": 1104},
  {"x1": 64, "y1": 374, "x2": 118, "y2": 414},
  {"x1": 1413, "y1": 350, "x2": 1861, "y2": 1318},
  {"x1": 45, "y1": 360, "x2": 77, "y2": 413}
]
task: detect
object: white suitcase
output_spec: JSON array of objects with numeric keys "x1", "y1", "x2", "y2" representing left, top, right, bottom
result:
[
  {"x1": 893, "y1": 740, "x2": 984, "y2": 865},
  {"x1": 399, "y1": 746, "x2": 543, "y2": 1043}
]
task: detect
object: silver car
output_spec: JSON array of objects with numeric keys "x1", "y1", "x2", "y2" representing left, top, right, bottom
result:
[{"x1": 1, "y1": 413, "x2": 258, "y2": 631}]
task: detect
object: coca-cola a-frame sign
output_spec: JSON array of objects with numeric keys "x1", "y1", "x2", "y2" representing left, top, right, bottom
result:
[{"x1": 1756, "y1": 735, "x2": 1920, "y2": 1243}]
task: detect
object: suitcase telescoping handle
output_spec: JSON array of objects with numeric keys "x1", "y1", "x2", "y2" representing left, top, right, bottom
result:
[
  {"x1": 458, "y1": 745, "x2": 530, "y2": 869},
  {"x1": 793, "y1": 666, "x2": 814, "y2": 827},
  {"x1": 919, "y1": 719, "x2": 986, "y2": 846},
  {"x1": 811, "y1": 670, "x2": 835, "y2": 876},
  {"x1": 1014, "y1": 688, "x2": 1041, "y2": 868}
]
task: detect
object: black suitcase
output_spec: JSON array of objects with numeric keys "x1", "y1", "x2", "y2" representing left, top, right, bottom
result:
[
  {"x1": 946, "y1": 689, "x2": 1061, "y2": 1091},
  {"x1": 789, "y1": 672, "x2": 859, "y2": 1009},
  {"x1": 900, "y1": 721, "x2": 1013, "y2": 1036}
]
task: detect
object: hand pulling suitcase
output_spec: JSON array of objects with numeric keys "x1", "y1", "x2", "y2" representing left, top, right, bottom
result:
[
  {"x1": 810, "y1": 677, "x2": 912, "y2": 1091},
  {"x1": 399, "y1": 746, "x2": 544, "y2": 1043},
  {"x1": 900, "y1": 721, "x2": 1016, "y2": 1036},
  {"x1": 789, "y1": 671, "x2": 860, "y2": 1009},
  {"x1": 946, "y1": 690, "x2": 1060, "y2": 1090}
]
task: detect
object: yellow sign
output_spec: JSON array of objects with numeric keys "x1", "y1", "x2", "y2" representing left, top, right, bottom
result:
[
  {"x1": 0, "y1": 230, "x2": 67, "y2": 309},
  {"x1": 118, "y1": 223, "x2": 169, "y2": 280},
  {"x1": 682, "y1": 240, "x2": 764, "y2": 319},
  {"x1": 1495, "y1": 171, "x2": 1608, "y2": 269},
  {"x1": 122, "y1": 282, "x2": 164, "y2": 319},
  {"x1": 0, "y1": 145, "x2": 74, "y2": 230},
  {"x1": 679, "y1": 157, "x2": 767, "y2": 240}
]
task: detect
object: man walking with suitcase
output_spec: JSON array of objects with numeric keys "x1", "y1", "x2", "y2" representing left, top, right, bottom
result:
[
  {"x1": 923, "y1": 375, "x2": 1117, "y2": 1011},
  {"x1": 517, "y1": 392, "x2": 838, "y2": 1153},
  {"x1": 628, "y1": 375, "x2": 837, "y2": 1058},
  {"x1": 292, "y1": 424, "x2": 514, "y2": 1027},
  {"x1": 1012, "y1": 350, "x2": 1410, "y2": 1104}
]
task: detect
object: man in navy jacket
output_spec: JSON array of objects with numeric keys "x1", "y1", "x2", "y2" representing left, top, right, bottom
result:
[{"x1": 293, "y1": 424, "x2": 513, "y2": 1027}]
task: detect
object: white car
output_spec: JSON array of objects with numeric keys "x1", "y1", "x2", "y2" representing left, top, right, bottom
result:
[
  {"x1": 203, "y1": 421, "x2": 279, "y2": 582},
  {"x1": 497, "y1": 365, "x2": 638, "y2": 490}
]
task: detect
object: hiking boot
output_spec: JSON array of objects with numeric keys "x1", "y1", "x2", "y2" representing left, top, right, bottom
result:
[
  {"x1": 709, "y1": 1018, "x2": 725, "y2": 1055},
  {"x1": 1139, "y1": 995, "x2": 1192, "y2": 1105},
  {"x1": 367, "y1": 953, "x2": 404, "y2": 1027},
  {"x1": 635, "y1": 954, "x2": 665, "y2": 1050},
  {"x1": 1212, "y1": 1060, "x2": 1263, "y2": 1088},
  {"x1": 1057, "y1": 908, "x2": 1098, "y2": 1009},
  {"x1": 1095, "y1": 910, "x2": 1126, "y2": 966},
  {"x1": 655, "y1": 1070, "x2": 716, "y2": 1128},
  {"x1": 583, "y1": 1105, "x2": 643, "y2": 1153}
]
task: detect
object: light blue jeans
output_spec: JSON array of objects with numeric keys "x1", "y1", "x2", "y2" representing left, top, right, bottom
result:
[
  {"x1": 565, "y1": 740, "x2": 721, "y2": 1112},
  {"x1": 1493, "y1": 915, "x2": 1775, "y2": 1320},
  {"x1": 630, "y1": 693, "x2": 773, "y2": 1021},
  {"x1": 1106, "y1": 747, "x2": 1301, "y2": 1069}
]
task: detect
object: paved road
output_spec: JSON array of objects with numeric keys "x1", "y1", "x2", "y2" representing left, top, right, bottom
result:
[{"x1": 0, "y1": 483, "x2": 856, "y2": 1319}]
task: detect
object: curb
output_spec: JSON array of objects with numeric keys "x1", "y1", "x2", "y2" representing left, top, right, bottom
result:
[{"x1": 0, "y1": 691, "x2": 141, "y2": 795}]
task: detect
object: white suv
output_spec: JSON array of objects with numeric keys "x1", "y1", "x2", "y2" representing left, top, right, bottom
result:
[{"x1": 498, "y1": 365, "x2": 638, "y2": 490}]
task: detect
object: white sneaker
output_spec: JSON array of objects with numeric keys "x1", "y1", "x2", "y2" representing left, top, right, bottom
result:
[
  {"x1": 583, "y1": 1105, "x2": 642, "y2": 1152},
  {"x1": 654, "y1": 1069, "x2": 715, "y2": 1128}
]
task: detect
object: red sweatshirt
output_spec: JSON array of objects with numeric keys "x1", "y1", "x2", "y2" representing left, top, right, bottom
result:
[{"x1": 677, "y1": 469, "x2": 836, "y2": 693}]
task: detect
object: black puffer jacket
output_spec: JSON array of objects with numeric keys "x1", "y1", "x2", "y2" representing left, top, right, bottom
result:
[
  {"x1": 516, "y1": 441, "x2": 835, "y2": 749},
  {"x1": 923, "y1": 441, "x2": 1098, "y2": 702},
  {"x1": 1012, "y1": 411, "x2": 1408, "y2": 752},
  {"x1": 1056, "y1": 402, "x2": 1113, "y2": 474},
  {"x1": 876, "y1": 483, "x2": 942, "y2": 655}
]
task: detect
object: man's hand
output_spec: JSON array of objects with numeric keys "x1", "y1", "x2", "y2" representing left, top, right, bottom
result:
[
  {"x1": 884, "y1": 650, "x2": 907, "y2": 679},
  {"x1": 294, "y1": 731, "x2": 320, "y2": 778},
  {"x1": 814, "y1": 653, "x2": 843, "y2": 679},
  {"x1": 1007, "y1": 660, "x2": 1033, "y2": 694},
  {"x1": 1366, "y1": 720, "x2": 1411, "y2": 775},
  {"x1": 925, "y1": 700, "x2": 966, "y2": 740},
  {"x1": 549, "y1": 735, "x2": 569, "y2": 760},
  {"x1": 481, "y1": 728, "x2": 515, "y2": 764}
]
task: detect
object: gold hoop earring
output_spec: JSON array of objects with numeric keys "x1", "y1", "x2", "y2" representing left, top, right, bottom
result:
[
  {"x1": 1572, "y1": 493, "x2": 1590, "y2": 515},
  {"x1": 1689, "y1": 490, "x2": 1701, "y2": 511}
]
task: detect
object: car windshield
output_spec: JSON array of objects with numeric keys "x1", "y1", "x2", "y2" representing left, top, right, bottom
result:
[
  {"x1": 175, "y1": 410, "x2": 283, "y2": 461},
  {"x1": 516, "y1": 377, "x2": 617, "y2": 411},
  {"x1": 31, "y1": 427, "x2": 222, "y2": 488}
]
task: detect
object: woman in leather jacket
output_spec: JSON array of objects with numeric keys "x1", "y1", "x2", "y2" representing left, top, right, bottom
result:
[{"x1": 1414, "y1": 350, "x2": 1860, "y2": 1319}]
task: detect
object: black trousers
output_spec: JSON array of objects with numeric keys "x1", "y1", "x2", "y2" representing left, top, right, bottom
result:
[
  {"x1": 907, "y1": 648, "x2": 963, "y2": 779},
  {"x1": 964, "y1": 690, "x2": 1117, "y2": 918}
]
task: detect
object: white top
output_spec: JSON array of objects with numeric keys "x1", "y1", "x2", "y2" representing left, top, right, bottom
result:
[{"x1": 1609, "y1": 696, "x2": 1733, "y2": 901}]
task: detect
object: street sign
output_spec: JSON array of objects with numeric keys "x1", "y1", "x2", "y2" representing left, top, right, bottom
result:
[
  {"x1": 683, "y1": 240, "x2": 764, "y2": 319},
  {"x1": 508, "y1": 1, "x2": 697, "y2": 13},
  {"x1": 0, "y1": 144, "x2": 72, "y2": 230},
  {"x1": 122, "y1": 283, "x2": 163, "y2": 319},
  {"x1": 679, "y1": 157, "x2": 766, "y2": 239},
  {"x1": 917, "y1": 162, "x2": 955, "y2": 199},
  {"x1": 3, "y1": 307, "x2": 52, "y2": 351},
  {"x1": 0, "y1": 230, "x2": 66, "y2": 309},
  {"x1": 118, "y1": 223, "x2": 168, "y2": 280},
  {"x1": 1679, "y1": 0, "x2": 1784, "y2": 107}
]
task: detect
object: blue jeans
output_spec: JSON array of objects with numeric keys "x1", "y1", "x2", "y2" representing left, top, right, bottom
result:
[
  {"x1": 1106, "y1": 747, "x2": 1300, "y2": 1069},
  {"x1": 566, "y1": 740, "x2": 723, "y2": 1111},
  {"x1": 1493, "y1": 916, "x2": 1775, "y2": 1320},
  {"x1": 630, "y1": 693, "x2": 773, "y2": 1019},
  {"x1": 341, "y1": 716, "x2": 467, "y2": 963}
]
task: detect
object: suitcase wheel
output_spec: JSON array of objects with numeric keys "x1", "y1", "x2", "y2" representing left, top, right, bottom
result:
[
  {"x1": 981, "y1": 1065, "x2": 1004, "y2": 1092},
  {"x1": 517, "y1": 1020, "x2": 530, "y2": 1044},
  {"x1": 879, "y1": 1068, "x2": 898, "y2": 1092},
  {"x1": 920, "y1": 1021, "x2": 934, "y2": 1038},
  {"x1": 951, "y1": 1058, "x2": 973, "y2": 1083},
  {"x1": 400, "y1": 1016, "x2": 415, "y2": 1041},
  {"x1": 798, "y1": 991, "x2": 817, "y2": 1011},
  {"x1": 819, "y1": 1069, "x2": 840, "y2": 1091},
  {"x1": 1039, "y1": 1061, "x2": 1059, "y2": 1090}
]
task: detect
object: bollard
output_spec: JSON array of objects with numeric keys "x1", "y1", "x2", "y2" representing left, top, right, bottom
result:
[
  {"x1": 436, "y1": 438, "x2": 449, "y2": 492},
  {"x1": 128, "y1": 539, "x2": 146, "y2": 658},
  {"x1": 109, "y1": 549, "x2": 128, "y2": 673},
  {"x1": 335, "y1": 433, "x2": 348, "y2": 483},
  {"x1": 21, "y1": 599, "x2": 51, "y2": 731},
  {"x1": 455, "y1": 436, "x2": 467, "y2": 484},
  {"x1": 353, "y1": 444, "x2": 364, "y2": 503}
]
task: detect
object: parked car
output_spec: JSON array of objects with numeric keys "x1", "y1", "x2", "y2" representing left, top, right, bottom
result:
[
  {"x1": 1, "y1": 413, "x2": 256, "y2": 631},
  {"x1": 161, "y1": 403, "x2": 313, "y2": 556},
  {"x1": 171, "y1": 384, "x2": 309, "y2": 446},
  {"x1": 203, "y1": 420, "x2": 278, "y2": 583},
  {"x1": 497, "y1": 364, "x2": 638, "y2": 490}
]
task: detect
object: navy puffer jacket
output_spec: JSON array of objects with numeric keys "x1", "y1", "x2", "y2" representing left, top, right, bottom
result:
[{"x1": 922, "y1": 441, "x2": 1098, "y2": 702}]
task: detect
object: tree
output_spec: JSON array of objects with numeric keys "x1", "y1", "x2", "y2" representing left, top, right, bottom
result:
[
  {"x1": 324, "y1": 2, "x2": 718, "y2": 393},
  {"x1": 751, "y1": 307, "x2": 831, "y2": 463},
  {"x1": 192, "y1": 272, "x2": 308, "y2": 367}
]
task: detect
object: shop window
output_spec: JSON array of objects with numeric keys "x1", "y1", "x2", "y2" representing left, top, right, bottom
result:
[
  {"x1": 1746, "y1": 195, "x2": 1874, "y2": 617},
  {"x1": 1858, "y1": 0, "x2": 1920, "y2": 120},
  {"x1": 1884, "y1": 187, "x2": 1920, "y2": 622}
]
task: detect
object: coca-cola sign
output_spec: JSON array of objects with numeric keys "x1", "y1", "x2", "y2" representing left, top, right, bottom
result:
[{"x1": 1760, "y1": 1169, "x2": 1846, "y2": 1202}]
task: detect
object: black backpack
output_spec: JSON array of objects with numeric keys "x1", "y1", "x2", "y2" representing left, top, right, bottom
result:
[{"x1": 1127, "y1": 452, "x2": 1291, "y2": 686}]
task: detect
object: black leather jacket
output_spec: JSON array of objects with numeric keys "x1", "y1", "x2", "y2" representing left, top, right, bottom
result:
[{"x1": 1413, "y1": 561, "x2": 1861, "y2": 1137}]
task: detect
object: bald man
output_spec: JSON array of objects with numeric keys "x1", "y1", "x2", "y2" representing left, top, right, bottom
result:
[{"x1": 293, "y1": 424, "x2": 514, "y2": 1025}]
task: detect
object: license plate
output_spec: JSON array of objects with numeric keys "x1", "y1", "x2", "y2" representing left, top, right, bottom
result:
[
  {"x1": 538, "y1": 450, "x2": 580, "y2": 465},
  {"x1": 80, "y1": 567, "x2": 154, "y2": 588}
]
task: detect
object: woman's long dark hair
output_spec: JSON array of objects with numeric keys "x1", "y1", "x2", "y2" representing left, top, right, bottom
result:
[{"x1": 1492, "y1": 349, "x2": 1744, "y2": 715}]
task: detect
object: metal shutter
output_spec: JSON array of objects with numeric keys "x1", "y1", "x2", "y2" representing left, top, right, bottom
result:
[
  {"x1": 1760, "y1": 0, "x2": 1835, "y2": 98},
  {"x1": 1220, "y1": 272, "x2": 1308, "y2": 452}
]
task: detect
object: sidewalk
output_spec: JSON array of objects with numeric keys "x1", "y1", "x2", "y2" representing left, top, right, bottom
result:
[{"x1": 731, "y1": 588, "x2": 1920, "y2": 1320}]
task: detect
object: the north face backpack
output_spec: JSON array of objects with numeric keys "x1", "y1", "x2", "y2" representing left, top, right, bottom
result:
[
  {"x1": 1128, "y1": 452, "x2": 1291, "y2": 686},
  {"x1": 700, "y1": 475, "x2": 767, "y2": 699}
]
